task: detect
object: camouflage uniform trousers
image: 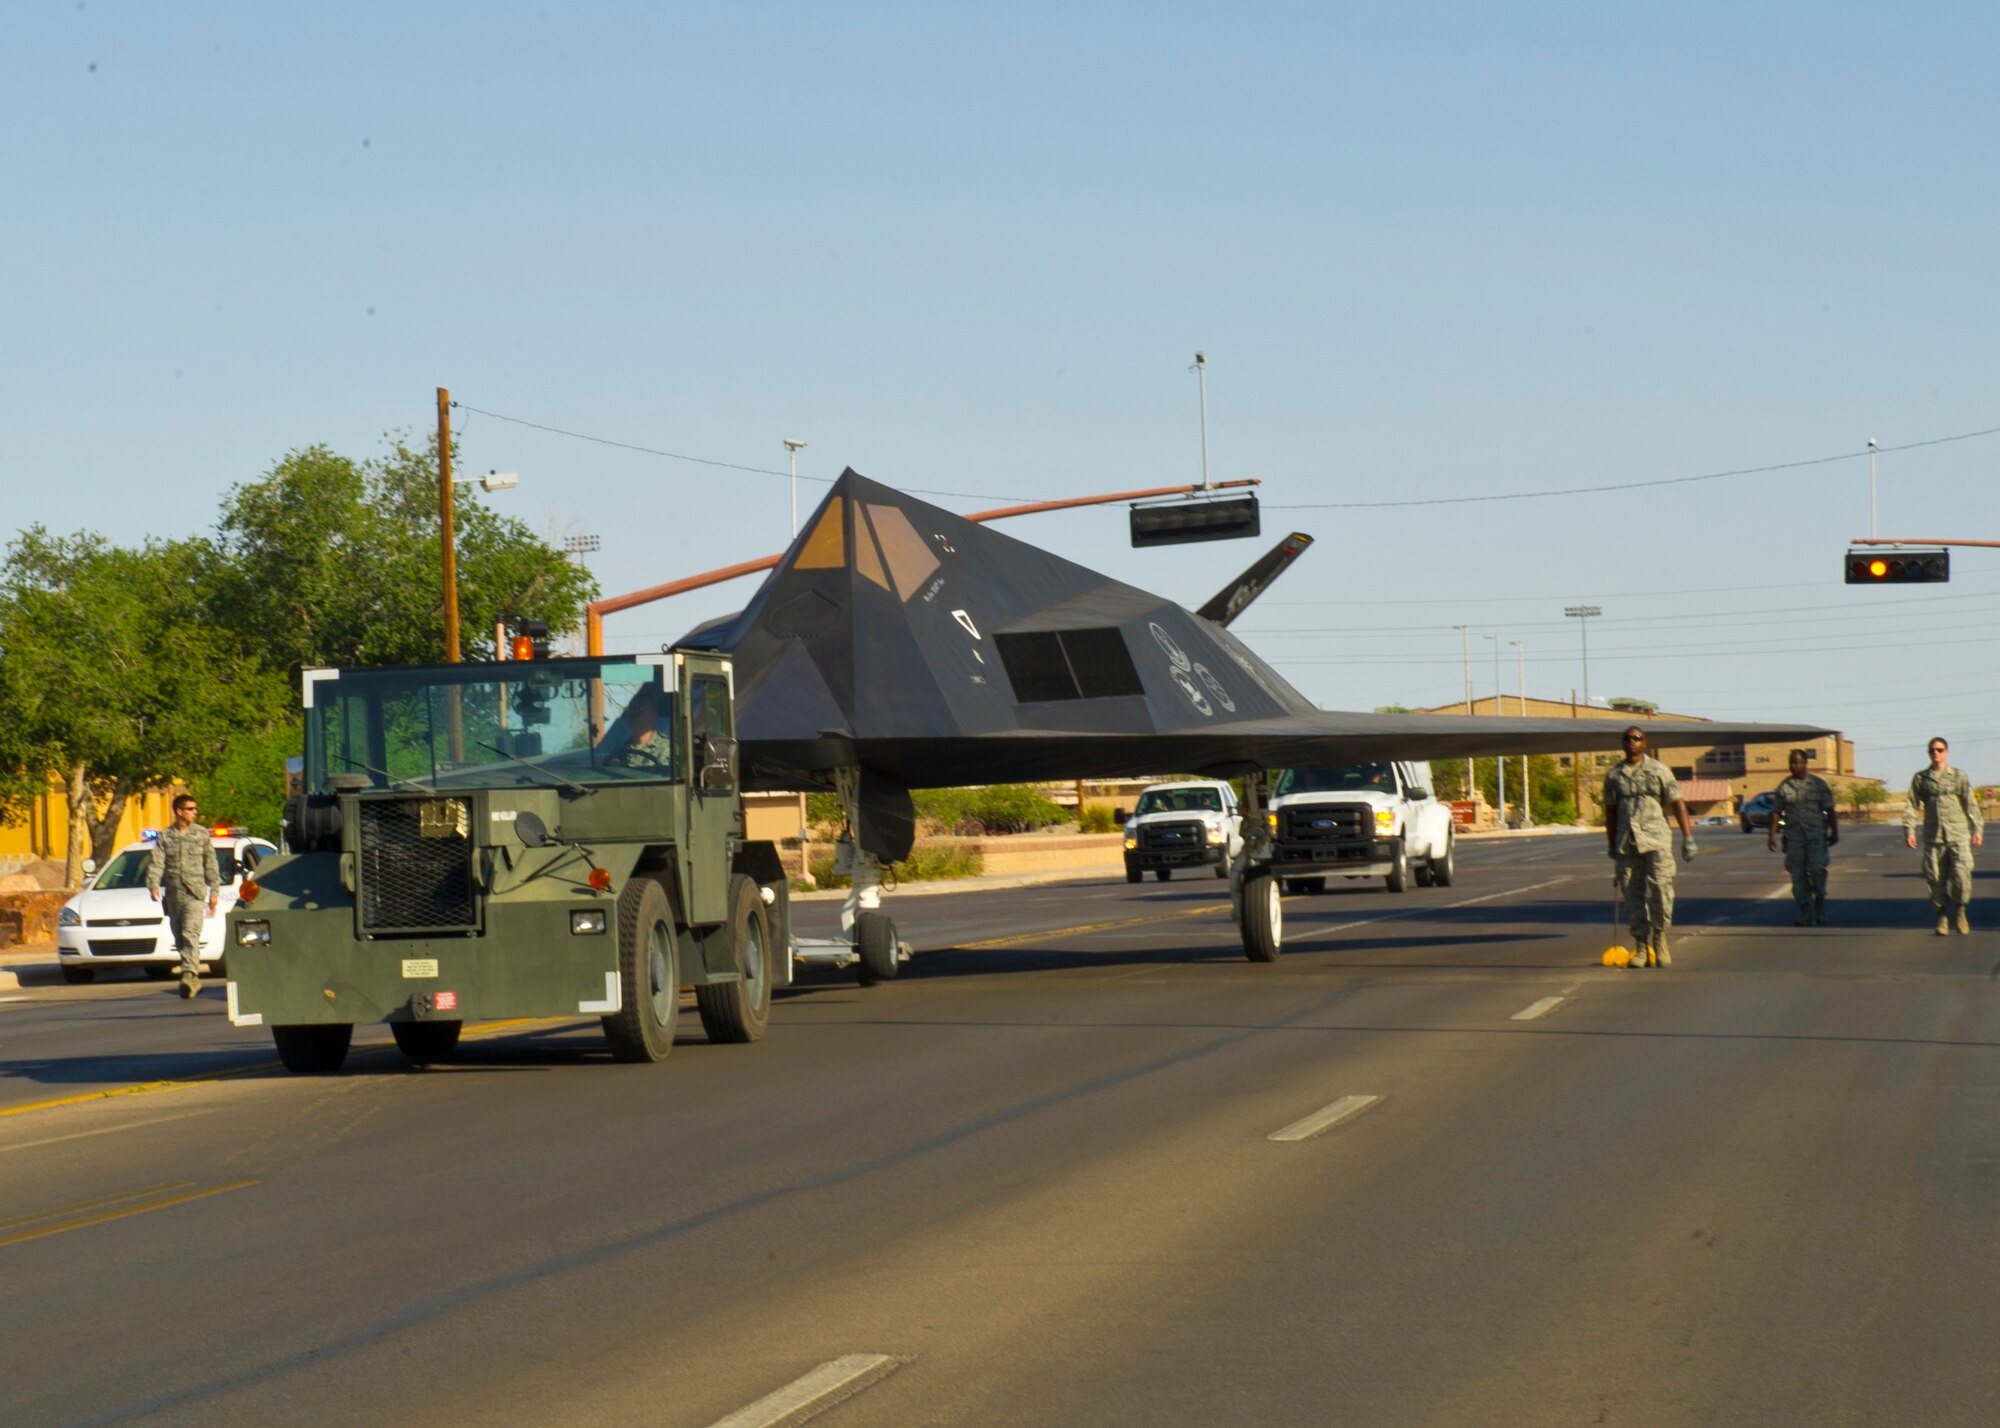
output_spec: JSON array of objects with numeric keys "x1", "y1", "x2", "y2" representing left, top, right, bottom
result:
[
  {"x1": 1920, "y1": 838, "x2": 1975, "y2": 915},
  {"x1": 1784, "y1": 829, "x2": 1830, "y2": 910},
  {"x1": 1615, "y1": 850, "x2": 1676, "y2": 949},
  {"x1": 161, "y1": 890, "x2": 207, "y2": 978}
]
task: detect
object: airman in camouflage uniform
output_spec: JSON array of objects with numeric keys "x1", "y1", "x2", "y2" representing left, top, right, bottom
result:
[
  {"x1": 1904, "y1": 737, "x2": 1983, "y2": 935},
  {"x1": 1603, "y1": 726, "x2": 1698, "y2": 968},
  {"x1": 146, "y1": 794, "x2": 221, "y2": 998},
  {"x1": 598, "y1": 682, "x2": 674, "y2": 769},
  {"x1": 1769, "y1": 750, "x2": 1838, "y2": 925}
]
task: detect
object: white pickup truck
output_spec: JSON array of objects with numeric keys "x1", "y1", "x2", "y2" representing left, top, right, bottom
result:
[
  {"x1": 1120, "y1": 780, "x2": 1243, "y2": 882},
  {"x1": 1264, "y1": 759, "x2": 1456, "y2": 894}
]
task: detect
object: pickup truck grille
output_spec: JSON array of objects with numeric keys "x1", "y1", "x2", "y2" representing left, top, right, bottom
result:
[
  {"x1": 358, "y1": 797, "x2": 477, "y2": 935},
  {"x1": 1277, "y1": 803, "x2": 1370, "y2": 847},
  {"x1": 1138, "y1": 819, "x2": 1207, "y2": 853}
]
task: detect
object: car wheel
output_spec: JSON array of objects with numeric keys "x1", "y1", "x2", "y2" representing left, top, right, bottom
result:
[
  {"x1": 60, "y1": 963, "x2": 95, "y2": 985},
  {"x1": 1385, "y1": 839, "x2": 1410, "y2": 893},
  {"x1": 1430, "y1": 836, "x2": 1455, "y2": 888}
]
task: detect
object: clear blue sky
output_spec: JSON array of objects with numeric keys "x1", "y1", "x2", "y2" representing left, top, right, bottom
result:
[{"x1": 10, "y1": 1, "x2": 1999, "y2": 783}]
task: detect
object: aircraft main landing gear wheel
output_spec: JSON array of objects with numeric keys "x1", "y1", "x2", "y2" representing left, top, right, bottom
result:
[
  {"x1": 1240, "y1": 871, "x2": 1283, "y2": 962},
  {"x1": 696, "y1": 875, "x2": 772, "y2": 1043},
  {"x1": 855, "y1": 910, "x2": 901, "y2": 986}
]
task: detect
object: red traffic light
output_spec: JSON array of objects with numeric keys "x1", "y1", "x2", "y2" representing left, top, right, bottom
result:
[{"x1": 1845, "y1": 548, "x2": 1949, "y2": 584}]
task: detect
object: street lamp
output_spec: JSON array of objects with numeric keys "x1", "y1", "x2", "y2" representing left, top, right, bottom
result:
[
  {"x1": 1190, "y1": 351, "x2": 1211, "y2": 489},
  {"x1": 1512, "y1": 638, "x2": 1531, "y2": 828},
  {"x1": 784, "y1": 438, "x2": 807, "y2": 537},
  {"x1": 1483, "y1": 634, "x2": 1506, "y2": 826},
  {"x1": 1564, "y1": 605, "x2": 1601, "y2": 706}
]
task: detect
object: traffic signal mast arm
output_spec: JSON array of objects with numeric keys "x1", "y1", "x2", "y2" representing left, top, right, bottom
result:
[{"x1": 1849, "y1": 538, "x2": 2000, "y2": 548}]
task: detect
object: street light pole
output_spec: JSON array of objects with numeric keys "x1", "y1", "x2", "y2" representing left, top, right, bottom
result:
[
  {"x1": 1512, "y1": 638, "x2": 1531, "y2": 827},
  {"x1": 1191, "y1": 351, "x2": 1211, "y2": 489},
  {"x1": 1454, "y1": 623, "x2": 1473, "y2": 800},
  {"x1": 784, "y1": 438, "x2": 807, "y2": 538},
  {"x1": 1484, "y1": 634, "x2": 1506, "y2": 826},
  {"x1": 1867, "y1": 437, "x2": 1878, "y2": 539},
  {"x1": 439, "y1": 387, "x2": 459, "y2": 663},
  {"x1": 1564, "y1": 605, "x2": 1600, "y2": 706}
]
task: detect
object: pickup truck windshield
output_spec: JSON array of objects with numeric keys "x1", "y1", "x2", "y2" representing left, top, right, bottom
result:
[
  {"x1": 1276, "y1": 763, "x2": 1397, "y2": 796},
  {"x1": 305, "y1": 659, "x2": 676, "y2": 790},
  {"x1": 1135, "y1": 788, "x2": 1224, "y2": 814}
]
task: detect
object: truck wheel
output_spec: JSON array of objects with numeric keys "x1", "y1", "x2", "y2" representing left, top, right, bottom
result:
[
  {"x1": 60, "y1": 964, "x2": 95, "y2": 984},
  {"x1": 271, "y1": 1023, "x2": 352, "y2": 1074},
  {"x1": 1155, "y1": 868, "x2": 1173, "y2": 882},
  {"x1": 695, "y1": 875, "x2": 771, "y2": 1044},
  {"x1": 1385, "y1": 839, "x2": 1410, "y2": 893},
  {"x1": 1126, "y1": 864, "x2": 1143, "y2": 884},
  {"x1": 392, "y1": 1019, "x2": 462, "y2": 1063},
  {"x1": 1240, "y1": 870, "x2": 1283, "y2": 962},
  {"x1": 855, "y1": 911, "x2": 900, "y2": 986},
  {"x1": 603, "y1": 877, "x2": 680, "y2": 1063},
  {"x1": 1430, "y1": 836, "x2": 1456, "y2": 888}
]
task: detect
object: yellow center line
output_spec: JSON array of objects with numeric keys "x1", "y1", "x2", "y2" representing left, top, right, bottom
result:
[
  {"x1": 0, "y1": 1180, "x2": 257, "y2": 1250},
  {"x1": 0, "y1": 1017, "x2": 575, "y2": 1121},
  {"x1": 0, "y1": 1180, "x2": 191, "y2": 1233}
]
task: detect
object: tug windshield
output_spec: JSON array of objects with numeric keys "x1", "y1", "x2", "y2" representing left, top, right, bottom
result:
[{"x1": 304, "y1": 658, "x2": 676, "y2": 790}]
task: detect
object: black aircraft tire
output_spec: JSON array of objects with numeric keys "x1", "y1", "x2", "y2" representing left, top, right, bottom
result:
[
  {"x1": 1431, "y1": 836, "x2": 1456, "y2": 888},
  {"x1": 695, "y1": 875, "x2": 772, "y2": 1044},
  {"x1": 1385, "y1": 840, "x2": 1410, "y2": 893},
  {"x1": 1155, "y1": 868, "x2": 1173, "y2": 882},
  {"x1": 272, "y1": 1023, "x2": 352, "y2": 1074},
  {"x1": 1241, "y1": 871, "x2": 1283, "y2": 962},
  {"x1": 60, "y1": 964, "x2": 95, "y2": 984},
  {"x1": 855, "y1": 911, "x2": 900, "y2": 986},
  {"x1": 603, "y1": 877, "x2": 679, "y2": 1063},
  {"x1": 391, "y1": 1019, "x2": 463, "y2": 1063}
]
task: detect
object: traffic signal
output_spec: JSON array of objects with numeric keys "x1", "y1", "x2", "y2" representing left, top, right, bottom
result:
[
  {"x1": 1844, "y1": 548, "x2": 1949, "y2": 584},
  {"x1": 507, "y1": 618, "x2": 552, "y2": 660},
  {"x1": 1130, "y1": 495, "x2": 1261, "y2": 548}
]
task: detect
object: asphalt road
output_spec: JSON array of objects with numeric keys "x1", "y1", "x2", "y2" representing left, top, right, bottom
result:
[{"x1": 5, "y1": 825, "x2": 2000, "y2": 1426}]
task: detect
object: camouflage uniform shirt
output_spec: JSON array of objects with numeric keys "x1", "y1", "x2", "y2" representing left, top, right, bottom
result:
[
  {"x1": 1603, "y1": 756, "x2": 1682, "y2": 856},
  {"x1": 1773, "y1": 774, "x2": 1835, "y2": 835},
  {"x1": 146, "y1": 824, "x2": 222, "y2": 899},
  {"x1": 1904, "y1": 767, "x2": 1983, "y2": 846}
]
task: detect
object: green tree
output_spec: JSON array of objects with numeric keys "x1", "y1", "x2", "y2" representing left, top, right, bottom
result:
[
  {"x1": 1846, "y1": 781, "x2": 1889, "y2": 820},
  {"x1": 209, "y1": 434, "x2": 596, "y2": 675},
  {"x1": 0, "y1": 529, "x2": 290, "y2": 884}
]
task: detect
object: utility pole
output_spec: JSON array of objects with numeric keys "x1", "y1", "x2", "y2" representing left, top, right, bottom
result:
[
  {"x1": 439, "y1": 387, "x2": 459, "y2": 663},
  {"x1": 1484, "y1": 635, "x2": 1506, "y2": 826},
  {"x1": 1454, "y1": 624, "x2": 1473, "y2": 801},
  {"x1": 1513, "y1": 639, "x2": 1531, "y2": 827}
]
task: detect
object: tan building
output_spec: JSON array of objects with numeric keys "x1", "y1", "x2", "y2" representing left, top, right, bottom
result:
[{"x1": 1413, "y1": 694, "x2": 1866, "y2": 819}]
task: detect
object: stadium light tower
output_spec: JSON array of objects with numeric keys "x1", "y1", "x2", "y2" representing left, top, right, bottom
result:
[{"x1": 1564, "y1": 605, "x2": 1601, "y2": 706}]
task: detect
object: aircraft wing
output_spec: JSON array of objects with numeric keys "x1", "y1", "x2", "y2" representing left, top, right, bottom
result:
[{"x1": 684, "y1": 471, "x2": 1827, "y2": 850}]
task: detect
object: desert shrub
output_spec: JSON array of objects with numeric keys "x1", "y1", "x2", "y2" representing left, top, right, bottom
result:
[
  {"x1": 807, "y1": 839, "x2": 984, "y2": 888},
  {"x1": 1079, "y1": 803, "x2": 1119, "y2": 833}
]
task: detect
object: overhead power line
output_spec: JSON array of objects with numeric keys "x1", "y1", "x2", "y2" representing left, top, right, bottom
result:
[{"x1": 1265, "y1": 423, "x2": 2000, "y2": 510}]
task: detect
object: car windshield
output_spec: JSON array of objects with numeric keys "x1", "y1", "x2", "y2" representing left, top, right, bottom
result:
[
  {"x1": 1275, "y1": 763, "x2": 1397, "y2": 796},
  {"x1": 1135, "y1": 787, "x2": 1223, "y2": 815},
  {"x1": 93, "y1": 844, "x2": 265, "y2": 889},
  {"x1": 305, "y1": 658, "x2": 676, "y2": 790}
]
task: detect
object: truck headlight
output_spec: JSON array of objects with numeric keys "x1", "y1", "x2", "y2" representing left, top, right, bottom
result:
[
  {"x1": 1375, "y1": 809, "x2": 1397, "y2": 833},
  {"x1": 1205, "y1": 824, "x2": 1225, "y2": 844},
  {"x1": 1123, "y1": 837, "x2": 1137, "y2": 850},
  {"x1": 235, "y1": 920, "x2": 272, "y2": 947},
  {"x1": 59, "y1": 905, "x2": 81, "y2": 927},
  {"x1": 570, "y1": 910, "x2": 607, "y2": 936}
]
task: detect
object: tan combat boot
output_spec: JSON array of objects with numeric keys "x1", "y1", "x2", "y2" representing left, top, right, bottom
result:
[
  {"x1": 1955, "y1": 906, "x2": 1972, "y2": 935},
  {"x1": 1936, "y1": 913, "x2": 1951, "y2": 936},
  {"x1": 1652, "y1": 934, "x2": 1670, "y2": 968}
]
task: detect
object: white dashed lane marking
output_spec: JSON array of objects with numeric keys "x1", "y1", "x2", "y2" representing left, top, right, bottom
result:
[
  {"x1": 707, "y1": 1354, "x2": 906, "y2": 1428},
  {"x1": 1268, "y1": 1094, "x2": 1384, "y2": 1143}
]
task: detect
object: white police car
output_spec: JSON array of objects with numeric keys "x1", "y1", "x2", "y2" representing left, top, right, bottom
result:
[{"x1": 55, "y1": 828, "x2": 279, "y2": 984}]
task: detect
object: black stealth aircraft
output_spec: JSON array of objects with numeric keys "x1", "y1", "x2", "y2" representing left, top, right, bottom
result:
[{"x1": 685, "y1": 470, "x2": 1827, "y2": 871}]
